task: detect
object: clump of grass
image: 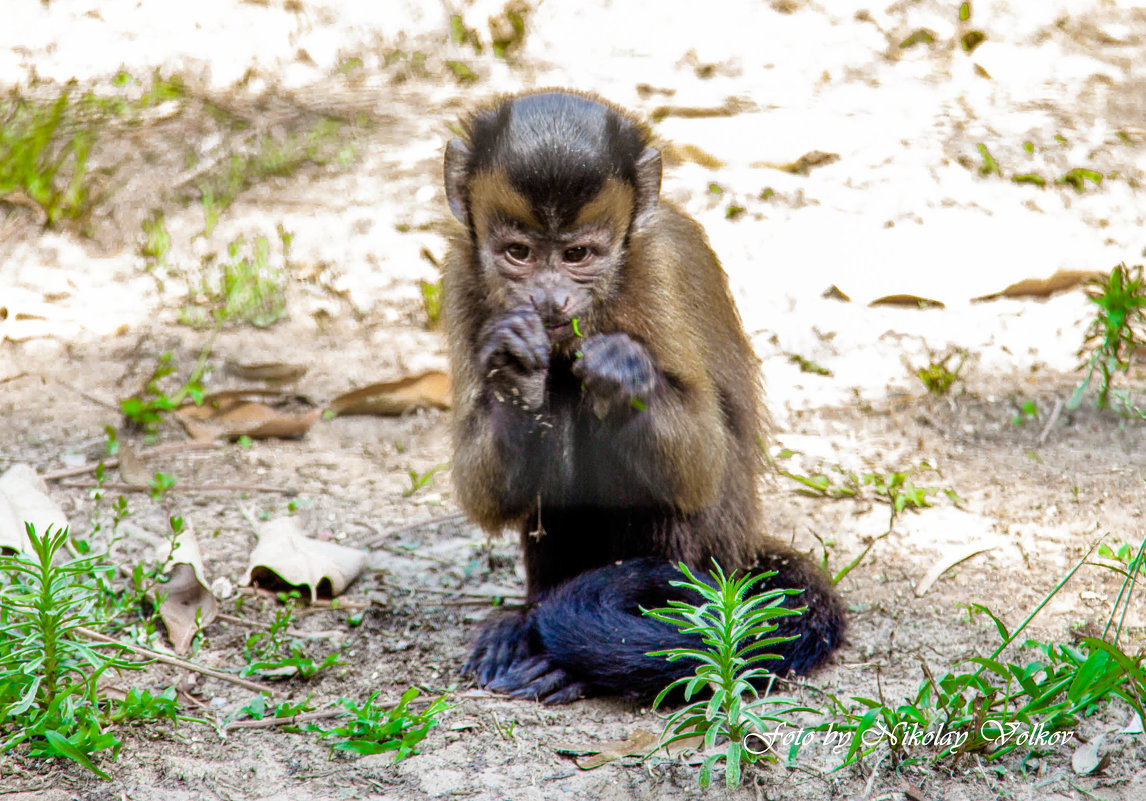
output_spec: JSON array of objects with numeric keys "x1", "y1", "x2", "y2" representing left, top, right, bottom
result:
[
  {"x1": 195, "y1": 119, "x2": 357, "y2": 235},
  {"x1": 420, "y1": 279, "x2": 443, "y2": 327},
  {"x1": 1069, "y1": 263, "x2": 1146, "y2": 411},
  {"x1": 644, "y1": 561, "x2": 810, "y2": 788},
  {"x1": 809, "y1": 537, "x2": 1146, "y2": 768},
  {"x1": 180, "y1": 235, "x2": 288, "y2": 329},
  {"x1": 0, "y1": 88, "x2": 94, "y2": 226},
  {"x1": 918, "y1": 349, "x2": 966, "y2": 395}
]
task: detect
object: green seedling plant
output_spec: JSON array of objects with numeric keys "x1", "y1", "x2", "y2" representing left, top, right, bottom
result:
[
  {"x1": 241, "y1": 592, "x2": 342, "y2": 679},
  {"x1": 644, "y1": 561, "x2": 811, "y2": 788},
  {"x1": 918, "y1": 349, "x2": 966, "y2": 395},
  {"x1": 420, "y1": 279, "x2": 443, "y2": 326},
  {"x1": 0, "y1": 524, "x2": 142, "y2": 778},
  {"x1": 0, "y1": 88, "x2": 94, "y2": 226},
  {"x1": 1070, "y1": 263, "x2": 1146, "y2": 411},
  {"x1": 403, "y1": 464, "x2": 447, "y2": 498},
  {"x1": 119, "y1": 349, "x2": 210, "y2": 433},
  {"x1": 181, "y1": 236, "x2": 287, "y2": 329},
  {"x1": 312, "y1": 687, "x2": 452, "y2": 761}
]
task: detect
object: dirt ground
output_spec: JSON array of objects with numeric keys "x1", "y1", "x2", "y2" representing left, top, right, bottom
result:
[{"x1": 3, "y1": 1, "x2": 1146, "y2": 799}]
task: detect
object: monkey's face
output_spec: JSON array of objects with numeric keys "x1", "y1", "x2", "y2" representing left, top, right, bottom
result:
[{"x1": 470, "y1": 172, "x2": 633, "y2": 346}]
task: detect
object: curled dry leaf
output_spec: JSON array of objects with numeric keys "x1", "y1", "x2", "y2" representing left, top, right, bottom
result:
[
  {"x1": 176, "y1": 390, "x2": 322, "y2": 442},
  {"x1": 240, "y1": 516, "x2": 366, "y2": 601},
  {"x1": 0, "y1": 464, "x2": 69, "y2": 553},
  {"x1": 555, "y1": 728, "x2": 659, "y2": 769},
  {"x1": 1071, "y1": 733, "x2": 1110, "y2": 776},
  {"x1": 914, "y1": 541, "x2": 998, "y2": 597},
  {"x1": 869, "y1": 294, "x2": 946, "y2": 309},
  {"x1": 328, "y1": 371, "x2": 451, "y2": 416},
  {"x1": 156, "y1": 529, "x2": 219, "y2": 655},
  {"x1": 974, "y1": 269, "x2": 1104, "y2": 301}
]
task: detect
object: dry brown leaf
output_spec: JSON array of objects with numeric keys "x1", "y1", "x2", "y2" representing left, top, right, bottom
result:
[
  {"x1": 869, "y1": 294, "x2": 946, "y2": 309},
  {"x1": 156, "y1": 529, "x2": 219, "y2": 655},
  {"x1": 914, "y1": 541, "x2": 998, "y2": 596},
  {"x1": 176, "y1": 391, "x2": 321, "y2": 442},
  {"x1": 225, "y1": 361, "x2": 308, "y2": 383},
  {"x1": 328, "y1": 371, "x2": 451, "y2": 416},
  {"x1": 117, "y1": 444, "x2": 152, "y2": 486},
  {"x1": 752, "y1": 150, "x2": 840, "y2": 175},
  {"x1": 974, "y1": 269, "x2": 1103, "y2": 301},
  {"x1": 558, "y1": 728, "x2": 659, "y2": 769},
  {"x1": 240, "y1": 516, "x2": 366, "y2": 601},
  {"x1": 0, "y1": 464, "x2": 69, "y2": 553},
  {"x1": 1072, "y1": 734, "x2": 1110, "y2": 775}
]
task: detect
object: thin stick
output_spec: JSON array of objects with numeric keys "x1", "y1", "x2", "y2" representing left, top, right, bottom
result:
[
  {"x1": 76, "y1": 627, "x2": 277, "y2": 696},
  {"x1": 1036, "y1": 397, "x2": 1064, "y2": 447},
  {"x1": 42, "y1": 441, "x2": 219, "y2": 481},
  {"x1": 60, "y1": 480, "x2": 294, "y2": 495},
  {"x1": 223, "y1": 709, "x2": 346, "y2": 731},
  {"x1": 361, "y1": 512, "x2": 468, "y2": 547}
]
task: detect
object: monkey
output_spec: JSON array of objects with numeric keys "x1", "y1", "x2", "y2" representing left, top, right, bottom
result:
[{"x1": 441, "y1": 90, "x2": 845, "y2": 704}]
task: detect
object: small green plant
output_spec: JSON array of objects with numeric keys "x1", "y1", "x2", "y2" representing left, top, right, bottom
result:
[
  {"x1": 402, "y1": 464, "x2": 447, "y2": 498},
  {"x1": 644, "y1": 562, "x2": 809, "y2": 788},
  {"x1": 420, "y1": 279, "x2": 442, "y2": 326},
  {"x1": 241, "y1": 593, "x2": 342, "y2": 679},
  {"x1": 119, "y1": 349, "x2": 209, "y2": 433},
  {"x1": 0, "y1": 88, "x2": 95, "y2": 226},
  {"x1": 1058, "y1": 167, "x2": 1103, "y2": 193},
  {"x1": 976, "y1": 144, "x2": 999, "y2": 177},
  {"x1": 918, "y1": 349, "x2": 966, "y2": 395},
  {"x1": 110, "y1": 687, "x2": 179, "y2": 725},
  {"x1": 312, "y1": 687, "x2": 452, "y2": 760},
  {"x1": 140, "y1": 211, "x2": 170, "y2": 269},
  {"x1": 788, "y1": 353, "x2": 831, "y2": 376},
  {"x1": 0, "y1": 525, "x2": 141, "y2": 777},
  {"x1": 1070, "y1": 263, "x2": 1146, "y2": 411},
  {"x1": 1011, "y1": 399, "x2": 1038, "y2": 425},
  {"x1": 180, "y1": 236, "x2": 288, "y2": 329}
]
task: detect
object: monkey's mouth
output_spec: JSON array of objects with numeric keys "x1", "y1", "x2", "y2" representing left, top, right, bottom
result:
[{"x1": 544, "y1": 321, "x2": 575, "y2": 341}]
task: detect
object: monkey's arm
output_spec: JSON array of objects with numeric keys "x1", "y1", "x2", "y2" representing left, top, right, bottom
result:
[
  {"x1": 572, "y1": 332, "x2": 727, "y2": 512},
  {"x1": 451, "y1": 306, "x2": 571, "y2": 528}
]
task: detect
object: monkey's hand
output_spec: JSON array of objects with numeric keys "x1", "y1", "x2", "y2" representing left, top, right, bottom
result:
[
  {"x1": 478, "y1": 306, "x2": 550, "y2": 411},
  {"x1": 571, "y1": 333, "x2": 658, "y2": 418}
]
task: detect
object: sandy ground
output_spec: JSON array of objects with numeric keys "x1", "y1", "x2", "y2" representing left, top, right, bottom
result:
[{"x1": 2, "y1": 1, "x2": 1146, "y2": 799}]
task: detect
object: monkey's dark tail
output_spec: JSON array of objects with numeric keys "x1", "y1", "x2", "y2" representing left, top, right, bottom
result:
[{"x1": 528, "y1": 556, "x2": 846, "y2": 699}]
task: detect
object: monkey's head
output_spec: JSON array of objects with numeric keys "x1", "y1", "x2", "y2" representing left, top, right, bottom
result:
[{"x1": 445, "y1": 91, "x2": 661, "y2": 347}]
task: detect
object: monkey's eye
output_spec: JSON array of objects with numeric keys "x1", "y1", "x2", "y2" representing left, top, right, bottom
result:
[
  {"x1": 505, "y1": 243, "x2": 532, "y2": 264},
  {"x1": 563, "y1": 246, "x2": 590, "y2": 264}
]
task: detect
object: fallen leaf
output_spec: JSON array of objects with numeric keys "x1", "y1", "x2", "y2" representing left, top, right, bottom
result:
[
  {"x1": 240, "y1": 516, "x2": 366, "y2": 601},
  {"x1": 870, "y1": 294, "x2": 946, "y2": 309},
  {"x1": 117, "y1": 444, "x2": 152, "y2": 486},
  {"x1": 225, "y1": 361, "x2": 308, "y2": 384},
  {"x1": 157, "y1": 529, "x2": 219, "y2": 655},
  {"x1": 753, "y1": 150, "x2": 840, "y2": 175},
  {"x1": 558, "y1": 728, "x2": 659, "y2": 769},
  {"x1": 328, "y1": 371, "x2": 451, "y2": 416},
  {"x1": 974, "y1": 269, "x2": 1104, "y2": 301},
  {"x1": 0, "y1": 464, "x2": 69, "y2": 553},
  {"x1": 1071, "y1": 734, "x2": 1110, "y2": 775},
  {"x1": 914, "y1": 541, "x2": 998, "y2": 596},
  {"x1": 176, "y1": 391, "x2": 321, "y2": 441}
]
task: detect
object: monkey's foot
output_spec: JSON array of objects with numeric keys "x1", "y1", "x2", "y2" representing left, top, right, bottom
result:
[
  {"x1": 486, "y1": 654, "x2": 588, "y2": 705},
  {"x1": 463, "y1": 614, "x2": 589, "y2": 704}
]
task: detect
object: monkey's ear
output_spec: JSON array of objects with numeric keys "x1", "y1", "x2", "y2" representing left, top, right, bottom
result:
[
  {"x1": 444, "y1": 138, "x2": 472, "y2": 223},
  {"x1": 633, "y1": 147, "x2": 662, "y2": 227}
]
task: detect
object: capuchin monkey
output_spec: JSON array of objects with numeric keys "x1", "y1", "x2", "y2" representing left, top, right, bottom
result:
[{"x1": 442, "y1": 89, "x2": 845, "y2": 704}]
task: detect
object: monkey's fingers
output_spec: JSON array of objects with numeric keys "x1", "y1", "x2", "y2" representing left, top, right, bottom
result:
[
  {"x1": 478, "y1": 307, "x2": 550, "y2": 373},
  {"x1": 485, "y1": 654, "x2": 551, "y2": 693},
  {"x1": 572, "y1": 333, "x2": 657, "y2": 407},
  {"x1": 464, "y1": 613, "x2": 535, "y2": 686}
]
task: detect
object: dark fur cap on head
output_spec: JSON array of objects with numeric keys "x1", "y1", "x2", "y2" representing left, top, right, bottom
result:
[{"x1": 457, "y1": 91, "x2": 652, "y2": 229}]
